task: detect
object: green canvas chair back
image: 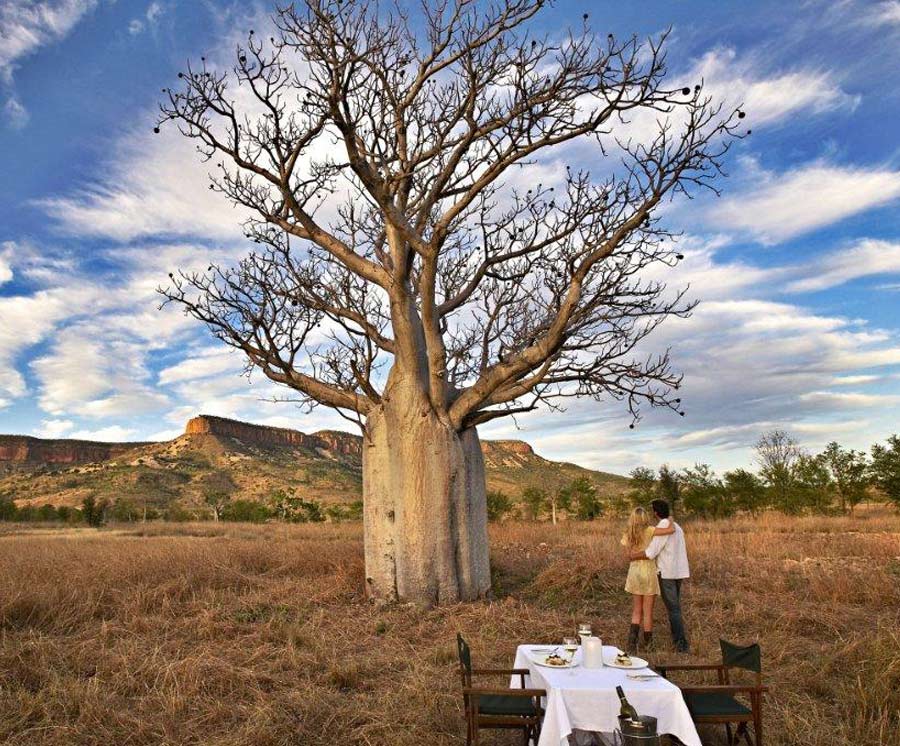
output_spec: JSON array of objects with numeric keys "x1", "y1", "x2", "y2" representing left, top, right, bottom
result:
[
  {"x1": 720, "y1": 639, "x2": 761, "y2": 673},
  {"x1": 457, "y1": 633, "x2": 472, "y2": 685}
]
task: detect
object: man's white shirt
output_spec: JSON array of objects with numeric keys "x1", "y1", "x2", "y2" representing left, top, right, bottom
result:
[{"x1": 644, "y1": 518, "x2": 690, "y2": 580}]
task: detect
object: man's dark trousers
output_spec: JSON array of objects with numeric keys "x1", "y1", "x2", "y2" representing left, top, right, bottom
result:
[{"x1": 659, "y1": 577, "x2": 689, "y2": 652}]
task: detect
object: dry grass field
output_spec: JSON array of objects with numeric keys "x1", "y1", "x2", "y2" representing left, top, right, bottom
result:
[{"x1": 1, "y1": 513, "x2": 898, "y2": 746}]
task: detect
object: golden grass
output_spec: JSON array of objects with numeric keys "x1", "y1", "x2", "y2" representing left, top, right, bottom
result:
[{"x1": 1, "y1": 513, "x2": 898, "y2": 745}]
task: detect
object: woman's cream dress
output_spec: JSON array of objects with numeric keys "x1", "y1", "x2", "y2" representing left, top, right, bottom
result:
[{"x1": 621, "y1": 525, "x2": 660, "y2": 595}]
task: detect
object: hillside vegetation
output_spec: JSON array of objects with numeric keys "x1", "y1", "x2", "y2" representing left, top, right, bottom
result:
[{"x1": 0, "y1": 416, "x2": 628, "y2": 517}]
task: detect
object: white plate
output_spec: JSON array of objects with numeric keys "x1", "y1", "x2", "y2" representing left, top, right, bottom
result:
[
  {"x1": 533, "y1": 655, "x2": 579, "y2": 669},
  {"x1": 530, "y1": 647, "x2": 558, "y2": 655},
  {"x1": 604, "y1": 654, "x2": 649, "y2": 670}
]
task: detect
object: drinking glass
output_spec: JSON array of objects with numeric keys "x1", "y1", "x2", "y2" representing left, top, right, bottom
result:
[
  {"x1": 577, "y1": 622, "x2": 592, "y2": 638},
  {"x1": 562, "y1": 636, "x2": 579, "y2": 660}
]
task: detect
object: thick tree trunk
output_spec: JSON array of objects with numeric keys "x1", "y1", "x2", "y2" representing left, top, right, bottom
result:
[{"x1": 362, "y1": 377, "x2": 491, "y2": 606}]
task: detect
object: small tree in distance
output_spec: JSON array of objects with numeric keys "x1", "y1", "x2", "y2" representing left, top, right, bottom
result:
[
  {"x1": 822, "y1": 441, "x2": 869, "y2": 514},
  {"x1": 755, "y1": 430, "x2": 802, "y2": 506},
  {"x1": 791, "y1": 453, "x2": 833, "y2": 514},
  {"x1": 546, "y1": 486, "x2": 572, "y2": 525},
  {"x1": 521, "y1": 487, "x2": 547, "y2": 521},
  {"x1": 486, "y1": 490, "x2": 514, "y2": 522},
  {"x1": 157, "y1": 0, "x2": 742, "y2": 605},
  {"x1": 722, "y1": 468, "x2": 765, "y2": 515},
  {"x1": 566, "y1": 477, "x2": 602, "y2": 520},
  {"x1": 680, "y1": 463, "x2": 729, "y2": 517},
  {"x1": 870, "y1": 435, "x2": 900, "y2": 509},
  {"x1": 81, "y1": 494, "x2": 105, "y2": 528},
  {"x1": 657, "y1": 464, "x2": 681, "y2": 513}
]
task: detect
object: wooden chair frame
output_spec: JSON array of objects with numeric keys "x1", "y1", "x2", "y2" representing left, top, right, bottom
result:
[
  {"x1": 656, "y1": 661, "x2": 768, "y2": 746},
  {"x1": 457, "y1": 637, "x2": 545, "y2": 746}
]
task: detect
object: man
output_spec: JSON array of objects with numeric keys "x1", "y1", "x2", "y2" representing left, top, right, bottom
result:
[{"x1": 631, "y1": 498, "x2": 690, "y2": 653}]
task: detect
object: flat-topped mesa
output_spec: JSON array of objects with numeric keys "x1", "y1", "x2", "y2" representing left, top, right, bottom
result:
[
  {"x1": 480, "y1": 439, "x2": 542, "y2": 469},
  {"x1": 485, "y1": 440, "x2": 535, "y2": 456},
  {"x1": 184, "y1": 415, "x2": 362, "y2": 458},
  {"x1": 0, "y1": 435, "x2": 146, "y2": 465}
]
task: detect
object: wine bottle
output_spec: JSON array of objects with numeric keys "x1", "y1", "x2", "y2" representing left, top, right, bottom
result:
[{"x1": 616, "y1": 685, "x2": 639, "y2": 722}]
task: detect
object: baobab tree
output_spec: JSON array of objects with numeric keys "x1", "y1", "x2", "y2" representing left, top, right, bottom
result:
[{"x1": 158, "y1": 0, "x2": 743, "y2": 606}]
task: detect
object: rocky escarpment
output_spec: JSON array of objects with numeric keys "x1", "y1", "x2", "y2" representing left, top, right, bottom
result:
[
  {"x1": 184, "y1": 415, "x2": 363, "y2": 459},
  {"x1": 481, "y1": 439, "x2": 538, "y2": 468},
  {"x1": 0, "y1": 435, "x2": 147, "y2": 466},
  {"x1": 1, "y1": 415, "x2": 628, "y2": 507}
]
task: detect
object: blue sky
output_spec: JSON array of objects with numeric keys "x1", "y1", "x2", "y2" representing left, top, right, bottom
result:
[{"x1": 1, "y1": 0, "x2": 900, "y2": 475}]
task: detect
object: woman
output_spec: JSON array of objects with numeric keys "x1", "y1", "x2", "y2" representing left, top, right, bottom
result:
[{"x1": 620, "y1": 507, "x2": 674, "y2": 653}]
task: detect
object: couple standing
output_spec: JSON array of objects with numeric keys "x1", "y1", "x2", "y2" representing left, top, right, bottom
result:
[{"x1": 620, "y1": 499, "x2": 690, "y2": 654}]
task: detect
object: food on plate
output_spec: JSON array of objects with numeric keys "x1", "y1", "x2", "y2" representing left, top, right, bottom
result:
[
  {"x1": 614, "y1": 652, "x2": 633, "y2": 667},
  {"x1": 544, "y1": 654, "x2": 568, "y2": 666}
]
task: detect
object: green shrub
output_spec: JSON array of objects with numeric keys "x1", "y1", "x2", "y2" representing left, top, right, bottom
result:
[
  {"x1": 268, "y1": 489, "x2": 324, "y2": 522},
  {"x1": 521, "y1": 487, "x2": 547, "y2": 520},
  {"x1": 37, "y1": 503, "x2": 58, "y2": 522},
  {"x1": 486, "y1": 490, "x2": 513, "y2": 521},
  {"x1": 165, "y1": 503, "x2": 195, "y2": 522},
  {"x1": 0, "y1": 495, "x2": 16, "y2": 521},
  {"x1": 222, "y1": 499, "x2": 272, "y2": 523},
  {"x1": 110, "y1": 497, "x2": 141, "y2": 522},
  {"x1": 15, "y1": 504, "x2": 37, "y2": 521},
  {"x1": 55, "y1": 505, "x2": 79, "y2": 523},
  {"x1": 565, "y1": 478, "x2": 602, "y2": 521},
  {"x1": 82, "y1": 495, "x2": 105, "y2": 528}
]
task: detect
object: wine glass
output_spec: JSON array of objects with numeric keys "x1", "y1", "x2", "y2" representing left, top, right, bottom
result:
[{"x1": 562, "y1": 636, "x2": 579, "y2": 661}]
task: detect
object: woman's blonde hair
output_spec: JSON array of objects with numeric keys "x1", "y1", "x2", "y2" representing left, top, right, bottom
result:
[{"x1": 625, "y1": 507, "x2": 649, "y2": 549}]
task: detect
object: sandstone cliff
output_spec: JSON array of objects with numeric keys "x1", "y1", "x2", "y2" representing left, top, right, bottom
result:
[
  {"x1": 0, "y1": 435, "x2": 147, "y2": 466},
  {"x1": 0, "y1": 415, "x2": 628, "y2": 508},
  {"x1": 184, "y1": 415, "x2": 363, "y2": 459}
]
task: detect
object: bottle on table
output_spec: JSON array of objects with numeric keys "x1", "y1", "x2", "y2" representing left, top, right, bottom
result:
[{"x1": 616, "y1": 685, "x2": 639, "y2": 722}]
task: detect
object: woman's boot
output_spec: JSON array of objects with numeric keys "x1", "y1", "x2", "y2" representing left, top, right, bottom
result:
[
  {"x1": 641, "y1": 630, "x2": 653, "y2": 651},
  {"x1": 626, "y1": 623, "x2": 640, "y2": 654}
]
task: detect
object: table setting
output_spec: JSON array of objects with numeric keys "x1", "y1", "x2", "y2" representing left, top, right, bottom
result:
[{"x1": 510, "y1": 624, "x2": 702, "y2": 746}]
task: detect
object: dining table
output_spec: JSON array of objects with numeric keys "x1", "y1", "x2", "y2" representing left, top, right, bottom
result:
[{"x1": 511, "y1": 644, "x2": 702, "y2": 746}]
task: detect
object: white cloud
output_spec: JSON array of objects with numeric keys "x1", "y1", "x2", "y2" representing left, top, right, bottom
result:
[
  {"x1": 797, "y1": 390, "x2": 900, "y2": 409},
  {"x1": 786, "y1": 239, "x2": 900, "y2": 292},
  {"x1": 68, "y1": 425, "x2": 139, "y2": 442},
  {"x1": 0, "y1": 240, "x2": 241, "y2": 414},
  {"x1": 0, "y1": 1, "x2": 99, "y2": 130},
  {"x1": 0, "y1": 0, "x2": 98, "y2": 76},
  {"x1": 866, "y1": 1, "x2": 900, "y2": 27},
  {"x1": 36, "y1": 418, "x2": 73, "y2": 438},
  {"x1": 709, "y1": 160, "x2": 900, "y2": 243},
  {"x1": 0, "y1": 241, "x2": 13, "y2": 284},
  {"x1": 158, "y1": 347, "x2": 244, "y2": 385},
  {"x1": 145, "y1": 2, "x2": 162, "y2": 24},
  {"x1": 688, "y1": 47, "x2": 859, "y2": 126},
  {"x1": 38, "y1": 125, "x2": 251, "y2": 241},
  {"x1": 0, "y1": 285, "x2": 86, "y2": 399},
  {"x1": 128, "y1": 1, "x2": 164, "y2": 36},
  {"x1": 616, "y1": 46, "x2": 858, "y2": 148},
  {"x1": 4, "y1": 94, "x2": 28, "y2": 128},
  {"x1": 31, "y1": 323, "x2": 168, "y2": 418},
  {"x1": 830, "y1": 374, "x2": 881, "y2": 385}
]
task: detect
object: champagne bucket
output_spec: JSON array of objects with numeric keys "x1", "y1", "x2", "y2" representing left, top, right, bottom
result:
[{"x1": 615, "y1": 715, "x2": 659, "y2": 746}]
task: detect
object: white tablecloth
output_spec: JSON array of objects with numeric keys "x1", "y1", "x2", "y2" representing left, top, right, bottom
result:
[{"x1": 511, "y1": 644, "x2": 701, "y2": 746}]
